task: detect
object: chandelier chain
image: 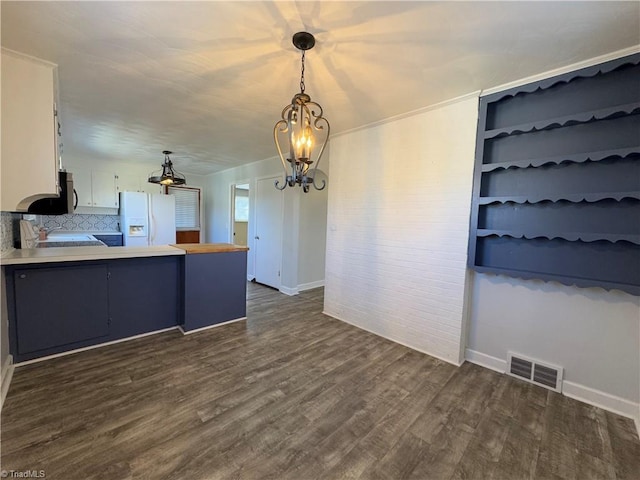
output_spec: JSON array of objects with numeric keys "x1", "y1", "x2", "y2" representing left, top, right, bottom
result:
[{"x1": 300, "y1": 50, "x2": 306, "y2": 94}]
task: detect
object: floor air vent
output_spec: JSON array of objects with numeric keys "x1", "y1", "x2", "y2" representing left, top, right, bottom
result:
[{"x1": 507, "y1": 352, "x2": 563, "y2": 392}]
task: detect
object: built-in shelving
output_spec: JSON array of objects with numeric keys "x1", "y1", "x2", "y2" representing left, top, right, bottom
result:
[
  {"x1": 484, "y1": 102, "x2": 640, "y2": 140},
  {"x1": 477, "y1": 191, "x2": 640, "y2": 205},
  {"x1": 468, "y1": 53, "x2": 640, "y2": 295},
  {"x1": 480, "y1": 147, "x2": 638, "y2": 172},
  {"x1": 476, "y1": 229, "x2": 640, "y2": 245}
]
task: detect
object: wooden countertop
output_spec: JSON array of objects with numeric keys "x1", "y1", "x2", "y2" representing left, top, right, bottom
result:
[{"x1": 170, "y1": 243, "x2": 249, "y2": 254}]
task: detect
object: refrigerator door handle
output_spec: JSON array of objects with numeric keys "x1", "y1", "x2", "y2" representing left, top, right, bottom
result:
[{"x1": 147, "y1": 194, "x2": 153, "y2": 245}]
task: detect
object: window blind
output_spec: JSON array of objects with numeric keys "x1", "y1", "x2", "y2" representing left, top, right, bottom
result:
[{"x1": 168, "y1": 186, "x2": 200, "y2": 230}]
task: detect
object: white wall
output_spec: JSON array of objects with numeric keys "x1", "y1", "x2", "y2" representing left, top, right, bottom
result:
[
  {"x1": 203, "y1": 156, "x2": 282, "y2": 277},
  {"x1": 467, "y1": 273, "x2": 640, "y2": 413},
  {"x1": 203, "y1": 156, "x2": 329, "y2": 292},
  {"x1": 324, "y1": 95, "x2": 479, "y2": 365},
  {"x1": 298, "y1": 176, "x2": 329, "y2": 289}
]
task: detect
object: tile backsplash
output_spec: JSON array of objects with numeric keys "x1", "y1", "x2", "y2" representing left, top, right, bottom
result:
[
  {"x1": 1, "y1": 212, "x2": 17, "y2": 252},
  {"x1": 40, "y1": 214, "x2": 120, "y2": 232},
  {"x1": 1, "y1": 213, "x2": 120, "y2": 252}
]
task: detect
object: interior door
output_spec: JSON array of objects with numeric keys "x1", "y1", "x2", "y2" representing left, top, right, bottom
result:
[{"x1": 254, "y1": 176, "x2": 283, "y2": 289}]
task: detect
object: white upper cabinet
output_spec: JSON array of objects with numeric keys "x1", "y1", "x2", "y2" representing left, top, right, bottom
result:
[
  {"x1": 72, "y1": 167, "x2": 118, "y2": 210},
  {"x1": 73, "y1": 168, "x2": 93, "y2": 208},
  {"x1": 91, "y1": 171, "x2": 118, "y2": 208},
  {"x1": 116, "y1": 174, "x2": 163, "y2": 195},
  {"x1": 1, "y1": 49, "x2": 58, "y2": 212}
]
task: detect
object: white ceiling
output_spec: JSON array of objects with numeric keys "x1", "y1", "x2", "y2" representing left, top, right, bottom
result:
[{"x1": 2, "y1": 1, "x2": 639, "y2": 176}]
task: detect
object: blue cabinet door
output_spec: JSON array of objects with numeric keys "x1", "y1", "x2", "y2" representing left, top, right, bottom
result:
[
  {"x1": 107, "y1": 256, "x2": 180, "y2": 338},
  {"x1": 183, "y1": 251, "x2": 247, "y2": 331},
  {"x1": 13, "y1": 264, "x2": 109, "y2": 355}
]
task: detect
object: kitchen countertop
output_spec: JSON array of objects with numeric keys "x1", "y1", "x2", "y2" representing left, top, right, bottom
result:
[
  {"x1": 0, "y1": 245, "x2": 185, "y2": 266},
  {"x1": 170, "y1": 243, "x2": 250, "y2": 254},
  {"x1": 47, "y1": 230, "x2": 123, "y2": 236}
]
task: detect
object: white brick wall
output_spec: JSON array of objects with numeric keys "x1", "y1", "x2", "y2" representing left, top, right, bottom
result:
[{"x1": 323, "y1": 95, "x2": 478, "y2": 365}]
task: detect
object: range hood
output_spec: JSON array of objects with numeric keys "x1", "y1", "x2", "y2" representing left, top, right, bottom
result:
[{"x1": 27, "y1": 171, "x2": 76, "y2": 215}]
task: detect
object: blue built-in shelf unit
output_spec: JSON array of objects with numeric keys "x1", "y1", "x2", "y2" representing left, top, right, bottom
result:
[{"x1": 468, "y1": 53, "x2": 640, "y2": 295}]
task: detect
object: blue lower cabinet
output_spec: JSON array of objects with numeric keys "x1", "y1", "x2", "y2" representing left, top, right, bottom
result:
[
  {"x1": 93, "y1": 234, "x2": 123, "y2": 246},
  {"x1": 6, "y1": 256, "x2": 182, "y2": 362},
  {"x1": 5, "y1": 250, "x2": 248, "y2": 361},
  {"x1": 10, "y1": 263, "x2": 110, "y2": 361},
  {"x1": 108, "y1": 256, "x2": 180, "y2": 337},
  {"x1": 182, "y1": 251, "x2": 247, "y2": 332}
]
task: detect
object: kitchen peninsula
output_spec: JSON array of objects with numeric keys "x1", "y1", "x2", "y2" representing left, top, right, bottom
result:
[{"x1": 1, "y1": 243, "x2": 248, "y2": 363}]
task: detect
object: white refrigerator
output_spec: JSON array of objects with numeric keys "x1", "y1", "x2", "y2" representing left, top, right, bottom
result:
[{"x1": 119, "y1": 192, "x2": 176, "y2": 246}]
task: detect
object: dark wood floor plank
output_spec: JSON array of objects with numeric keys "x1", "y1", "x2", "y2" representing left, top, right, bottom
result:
[
  {"x1": 359, "y1": 430, "x2": 430, "y2": 480},
  {"x1": 449, "y1": 407, "x2": 511, "y2": 480},
  {"x1": 317, "y1": 444, "x2": 377, "y2": 480},
  {"x1": 1, "y1": 283, "x2": 638, "y2": 480},
  {"x1": 408, "y1": 422, "x2": 475, "y2": 480},
  {"x1": 606, "y1": 411, "x2": 640, "y2": 479},
  {"x1": 356, "y1": 365, "x2": 454, "y2": 460},
  {"x1": 220, "y1": 344, "x2": 411, "y2": 480},
  {"x1": 535, "y1": 392, "x2": 579, "y2": 480},
  {"x1": 493, "y1": 421, "x2": 541, "y2": 480}
]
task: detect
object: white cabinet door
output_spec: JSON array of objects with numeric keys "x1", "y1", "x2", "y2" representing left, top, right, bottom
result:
[
  {"x1": 91, "y1": 171, "x2": 118, "y2": 208},
  {"x1": 1, "y1": 51, "x2": 58, "y2": 211},
  {"x1": 70, "y1": 167, "x2": 118, "y2": 208},
  {"x1": 72, "y1": 167, "x2": 93, "y2": 208}
]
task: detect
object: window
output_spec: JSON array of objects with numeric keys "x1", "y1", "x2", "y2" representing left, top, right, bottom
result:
[
  {"x1": 234, "y1": 190, "x2": 249, "y2": 222},
  {"x1": 167, "y1": 186, "x2": 200, "y2": 231}
]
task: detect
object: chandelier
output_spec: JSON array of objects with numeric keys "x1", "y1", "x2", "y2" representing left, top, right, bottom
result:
[
  {"x1": 274, "y1": 32, "x2": 330, "y2": 193},
  {"x1": 148, "y1": 150, "x2": 186, "y2": 186}
]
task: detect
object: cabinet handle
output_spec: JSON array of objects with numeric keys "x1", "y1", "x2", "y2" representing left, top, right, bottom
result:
[{"x1": 19, "y1": 274, "x2": 26, "y2": 279}]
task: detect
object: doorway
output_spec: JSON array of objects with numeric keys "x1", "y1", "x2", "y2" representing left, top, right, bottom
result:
[
  {"x1": 254, "y1": 176, "x2": 283, "y2": 289},
  {"x1": 231, "y1": 183, "x2": 249, "y2": 246}
]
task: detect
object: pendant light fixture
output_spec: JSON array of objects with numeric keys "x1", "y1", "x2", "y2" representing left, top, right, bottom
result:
[
  {"x1": 274, "y1": 32, "x2": 330, "y2": 193},
  {"x1": 148, "y1": 150, "x2": 186, "y2": 186}
]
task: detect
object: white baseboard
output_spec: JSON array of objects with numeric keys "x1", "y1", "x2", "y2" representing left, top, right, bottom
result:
[
  {"x1": 1, "y1": 354, "x2": 15, "y2": 412},
  {"x1": 280, "y1": 281, "x2": 324, "y2": 296},
  {"x1": 279, "y1": 286, "x2": 299, "y2": 296},
  {"x1": 179, "y1": 316, "x2": 246, "y2": 335},
  {"x1": 464, "y1": 348, "x2": 507, "y2": 373},
  {"x1": 14, "y1": 327, "x2": 179, "y2": 367},
  {"x1": 247, "y1": 274, "x2": 255, "y2": 281},
  {"x1": 323, "y1": 310, "x2": 463, "y2": 367},
  {"x1": 563, "y1": 380, "x2": 640, "y2": 426},
  {"x1": 298, "y1": 280, "x2": 324, "y2": 292}
]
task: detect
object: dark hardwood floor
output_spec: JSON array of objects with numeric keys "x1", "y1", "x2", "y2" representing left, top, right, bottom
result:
[{"x1": 2, "y1": 283, "x2": 639, "y2": 479}]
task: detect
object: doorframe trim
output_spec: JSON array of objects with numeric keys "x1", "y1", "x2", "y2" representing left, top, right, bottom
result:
[{"x1": 229, "y1": 179, "x2": 251, "y2": 245}]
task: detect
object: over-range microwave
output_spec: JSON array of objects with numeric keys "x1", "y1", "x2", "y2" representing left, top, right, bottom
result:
[{"x1": 27, "y1": 171, "x2": 77, "y2": 215}]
